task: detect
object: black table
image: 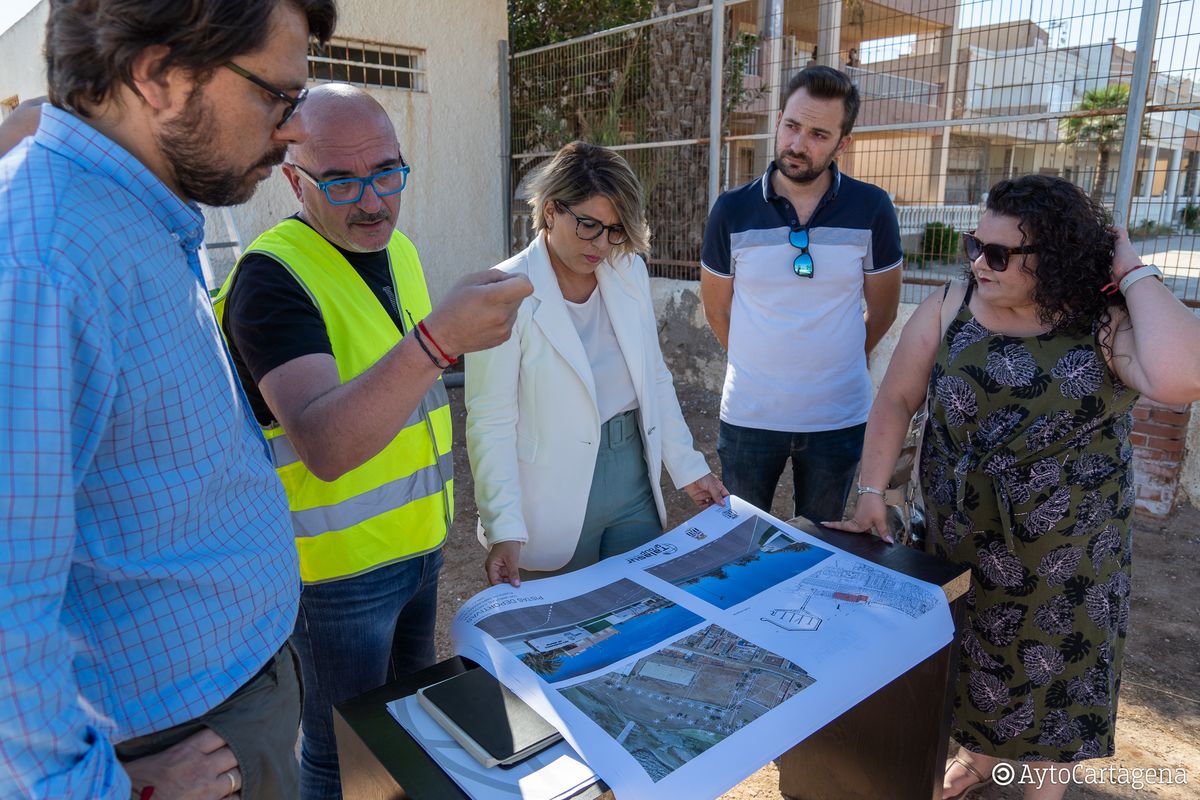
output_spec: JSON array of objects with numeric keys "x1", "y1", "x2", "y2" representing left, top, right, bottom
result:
[{"x1": 335, "y1": 518, "x2": 970, "y2": 800}]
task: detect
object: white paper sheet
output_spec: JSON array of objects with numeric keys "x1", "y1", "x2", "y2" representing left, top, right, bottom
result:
[{"x1": 449, "y1": 498, "x2": 955, "y2": 799}]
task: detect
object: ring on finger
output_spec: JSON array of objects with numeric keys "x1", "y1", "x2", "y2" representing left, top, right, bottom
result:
[{"x1": 225, "y1": 770, "x2": 237, "y2": 795}]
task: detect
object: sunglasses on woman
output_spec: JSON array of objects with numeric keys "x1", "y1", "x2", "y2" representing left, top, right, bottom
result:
[{"x1": 962, "y1": 232, "x2": 1039, "y2": 272}]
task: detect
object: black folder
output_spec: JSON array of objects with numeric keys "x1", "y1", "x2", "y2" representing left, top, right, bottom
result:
[{"x1": 416, "y1": 668, "x2": 563, "y2": 769}]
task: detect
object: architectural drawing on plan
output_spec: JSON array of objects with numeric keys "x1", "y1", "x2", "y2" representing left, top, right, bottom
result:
[
  {"x1": 761, "y1": 597, "x2": 823, "y2": 631},
  {"x1": 558, "y1": 624, "x2": 814, "y2": 782},
  {"x1": 794, "y1": 561, "x2": 940, "y2": 619}
]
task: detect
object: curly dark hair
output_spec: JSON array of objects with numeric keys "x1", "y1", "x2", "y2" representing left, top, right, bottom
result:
[
  {"x1": 46, "y1": 0, "x2": 337, "y2": 116},
  {"x1": 979, "y1": 174, "x2": 1123, "y2": 332}
]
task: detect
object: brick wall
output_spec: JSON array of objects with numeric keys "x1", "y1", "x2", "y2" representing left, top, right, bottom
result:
[{"x1": 1131, "y1": 398, "x2": 1192, "y2": 518}]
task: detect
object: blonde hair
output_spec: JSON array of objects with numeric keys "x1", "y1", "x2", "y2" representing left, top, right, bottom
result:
[{"x1": 527, "y1": 141, "x2": 651, "y2": 255}]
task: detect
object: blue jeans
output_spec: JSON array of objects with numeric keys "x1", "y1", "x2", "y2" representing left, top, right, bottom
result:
[
  {"x1": 717, "y1": 421, "x2": 866, "y2": 523},
  {"x1": 291, "y1": 549, "x2": 442, "y2": 800}
]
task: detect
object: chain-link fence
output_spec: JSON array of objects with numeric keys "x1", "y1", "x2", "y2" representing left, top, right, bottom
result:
[{"x1": 507, "y1": 0, "x2": 1200, "y2": 304}]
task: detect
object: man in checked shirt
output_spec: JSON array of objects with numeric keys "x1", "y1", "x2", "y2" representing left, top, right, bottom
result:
[{"x1": 0, "y1": 2, "x2": 337, "y2": 798}]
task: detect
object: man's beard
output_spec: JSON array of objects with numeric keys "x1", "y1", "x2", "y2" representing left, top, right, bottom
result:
[
  {"x1": 775, "y1": 147, "x2": 834, "y2": 185},
  {"x1": 157, "y1": 89, "x2": 286, "y2": 206}
]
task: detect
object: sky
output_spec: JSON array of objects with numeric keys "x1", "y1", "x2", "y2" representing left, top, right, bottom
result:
[
  {"x1": 1, "y1": 0, "x2": 1196, "y2": 76},
  {"x1": 0, "y1": 1, "x2": 37, "y2": 39}
]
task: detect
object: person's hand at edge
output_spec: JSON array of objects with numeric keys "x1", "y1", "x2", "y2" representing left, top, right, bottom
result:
[
  {"x1": 683, "y1": 473, "x2": 729, "y2": 509},
  {"x1": 422, "y1": 270, "x2": 533, "y2": 359},
  {"x1": 485, "y1": 540, "x2": 523, "y2": 587},
  {"x1": 822, "y1": 492, "x2": 893, "y2": 544},
  {"x1": 124, "y1": 728, "x2": 242, "y2": 800},
  {"x1": 1109, "y1": 225, "x2": 1143, "y2": 283}
]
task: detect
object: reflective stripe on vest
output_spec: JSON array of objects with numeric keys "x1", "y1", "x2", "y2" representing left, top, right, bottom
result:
[{"x1": 213, "y1": 219, "x2": 452, "y2": 583}]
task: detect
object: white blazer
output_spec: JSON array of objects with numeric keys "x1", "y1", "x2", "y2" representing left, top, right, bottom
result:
[{"x1": 465, "y1": 234, "x2": 710, "y2": 572}]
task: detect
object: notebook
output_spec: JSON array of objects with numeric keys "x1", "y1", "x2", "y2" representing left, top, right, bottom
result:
[{"x1": 416, "y1": 668, "x2": 563, "y2": 769}]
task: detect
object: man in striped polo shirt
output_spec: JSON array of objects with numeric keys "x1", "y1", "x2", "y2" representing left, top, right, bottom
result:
[{"x1": 701, "y1": 65, "x2": 903, "y2": 524}]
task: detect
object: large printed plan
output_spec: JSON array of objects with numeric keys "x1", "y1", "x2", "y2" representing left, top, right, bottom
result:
[{"x1": 450, "y1": 497, "x2": 954, "y2": 799}]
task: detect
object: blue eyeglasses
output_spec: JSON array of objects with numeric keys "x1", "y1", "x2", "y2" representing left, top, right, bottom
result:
[
  {"x1": 790, "y1": 228, "x2": 814, "y2": 278},
  {"x1": 290, "y1": 162, "x2": 410, "y2": 205}
]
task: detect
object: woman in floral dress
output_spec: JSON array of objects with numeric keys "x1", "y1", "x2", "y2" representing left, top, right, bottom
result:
[{"x1": 828, "y1": 175, "x2": 1200, "y2": 799}]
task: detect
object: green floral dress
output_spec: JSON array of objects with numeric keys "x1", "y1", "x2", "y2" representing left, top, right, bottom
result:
[{"x1": 921, "y1": 282, "x2": 1135, "y2": 762}]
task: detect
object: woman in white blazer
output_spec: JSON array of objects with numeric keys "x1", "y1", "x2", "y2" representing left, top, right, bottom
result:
[{"x1": 466, "y1": 142, "x2": 727, "y2": 586}]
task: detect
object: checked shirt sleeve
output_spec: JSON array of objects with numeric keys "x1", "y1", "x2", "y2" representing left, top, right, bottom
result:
[{"x1": 0, "y1": 265, "x2": 128, "y2": 798}]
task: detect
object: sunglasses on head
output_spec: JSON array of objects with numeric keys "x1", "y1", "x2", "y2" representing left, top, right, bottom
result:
[
  {"x1": 790, "y1": 227, "x2": 814, "y2": 278},
  {"x1": 962, "y1": 232, "x2": 1038, "y2": 272}
]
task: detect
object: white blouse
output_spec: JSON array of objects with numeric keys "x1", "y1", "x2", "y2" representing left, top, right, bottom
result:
[{"x1": 564, "y1": 287, "x2": 639, "y2": 423}]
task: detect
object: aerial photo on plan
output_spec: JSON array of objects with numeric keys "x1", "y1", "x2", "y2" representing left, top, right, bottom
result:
[
  {"x1": 474, "y1": 579, "x2": 705, "y2": 684},
  {"x1": 646, "y1": 513, "x2": 835, "y2": 609},
  {"x1": 558, "y1": 623, "x2": 814, "y2": 782}
]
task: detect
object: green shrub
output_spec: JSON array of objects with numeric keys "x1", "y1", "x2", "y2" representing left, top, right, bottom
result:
[
  {"x1": 1182, "y1": 205, "x2": 1199, "y2": 231},
  {"x1": 918, "y1": 222, "x2": 960, "y2": 264},
  {"x1": 1129, "y1": 219, "x2": 1173, "y2": 238}
]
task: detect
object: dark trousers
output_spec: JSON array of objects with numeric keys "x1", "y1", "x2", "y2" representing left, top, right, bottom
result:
[
  {"x1": 291, "y1": 550, "x2": 443, "y2": 800},
  {"x1": 115, "y1": 644, "x2": 302, "y2": 799},
  {"x1": 717, "y1": 420, "x2": 866, "y2": 523}
]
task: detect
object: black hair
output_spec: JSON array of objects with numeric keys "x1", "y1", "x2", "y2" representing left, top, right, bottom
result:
[
  {"x1": 46, "y1": 0, "x2": 337, "y2": 115},
  {"x1": 781, "y1": 65, "x2": 860, "y2": 137},
  {"x1": 982, "y1": 174, "x2": 1123, "y2": 332}
]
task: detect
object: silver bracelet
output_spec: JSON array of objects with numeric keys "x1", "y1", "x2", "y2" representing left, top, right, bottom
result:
[
  {"x1": 856, "y1": 485, "x2": 886, "y2": 498},
  {"x1": 1118, "y1": 263, "x2": 1163, "y2": 294}
]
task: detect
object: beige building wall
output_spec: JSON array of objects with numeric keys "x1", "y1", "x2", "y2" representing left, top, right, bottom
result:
[
  {"x1": 850, "y1": 136, "x2": 940, "y2": 203},
  {"x1": 0, "y1": 3, "x2": 49, "y2": 105},
  {"x1": 0, "y1": 0, "x2": 507, "y2": 304}
]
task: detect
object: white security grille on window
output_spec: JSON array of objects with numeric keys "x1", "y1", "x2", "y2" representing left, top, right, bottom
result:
[{"x1": 308, "y1": 39, "x2": 426, "y2": 92}]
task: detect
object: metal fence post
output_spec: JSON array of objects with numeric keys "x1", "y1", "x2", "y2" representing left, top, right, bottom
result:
[
  {"x1": 708, "y1": 0, "x2": 725, "y2": 210},
  {"x1": 499, "y1": 39, "x2": 512, "y2": 256},
  {"x1": 1112, "y1": 0, "x2": 1161, "y2": 227}
]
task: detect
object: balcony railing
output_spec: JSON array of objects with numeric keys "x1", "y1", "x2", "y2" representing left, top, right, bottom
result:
[
  {"x1": 895, "y1": 203, "x2": 981, "y2": 236},
  {"x1": 846, "y1": 65, "x2": 940, "y2": 106}
]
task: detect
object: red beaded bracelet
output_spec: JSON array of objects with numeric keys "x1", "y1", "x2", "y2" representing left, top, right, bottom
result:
[
  {"x1": 412, "y1": 325, "x2": 449, "y2": 369},
  {"x1": 417, "y1": 320, "x2": 458, "y2": 365},
  {"x1": 1102, "y1": 262, "x2": 1145, "y2": 295}
]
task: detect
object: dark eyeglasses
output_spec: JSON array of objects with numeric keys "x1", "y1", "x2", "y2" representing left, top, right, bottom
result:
[
  {"x1": 555, "y1": 202, "x2": 629, "y2": 246},
  {"x1": 962, "y1": 232, "x2": 1038, "y2": 272},
  {"x1": 291, "y1": 162, "x2": 410, "y2": 205},
  {"x1": 223, "y1": 61, "x2": 308, "y2": 129},
  {"x1": 790, "y1": 228, "x2": 814, "y2": 278}
]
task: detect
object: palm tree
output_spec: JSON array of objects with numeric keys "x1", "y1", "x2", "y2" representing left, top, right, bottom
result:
[
  {"x1": 522, "y1": 649, "x2": 564, "y2": 677},
  {"x1": 1061, "y1": 84, "x2": 1132, "y2": 201}
]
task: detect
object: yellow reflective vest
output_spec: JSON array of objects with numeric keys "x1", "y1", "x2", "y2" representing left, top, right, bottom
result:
[{"x1": 213, "y1": 219, "x2": 452, "y2": 584}]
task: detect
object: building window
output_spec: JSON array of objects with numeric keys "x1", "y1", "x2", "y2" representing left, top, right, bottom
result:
[{"x1": 308, "y1": 39, "x2": 426, "y2": 92}]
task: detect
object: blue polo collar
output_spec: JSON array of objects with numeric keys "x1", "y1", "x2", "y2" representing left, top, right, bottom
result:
[
  {"x1": 761, "y1": 161, "x2": 842, "y2": 230},
  {"x1": 761, "y1": 160, "x2": 842, "y2": 204}
]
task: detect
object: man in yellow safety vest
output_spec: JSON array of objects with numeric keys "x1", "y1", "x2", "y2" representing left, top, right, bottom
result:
[{"x1": 214, "y1": 83, "x2": 530, "y2": 799}]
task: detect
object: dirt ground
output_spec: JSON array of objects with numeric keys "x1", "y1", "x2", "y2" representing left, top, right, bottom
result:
[{"x1": 433, "y1": 382, "x2": 1200, "y2": 800}]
